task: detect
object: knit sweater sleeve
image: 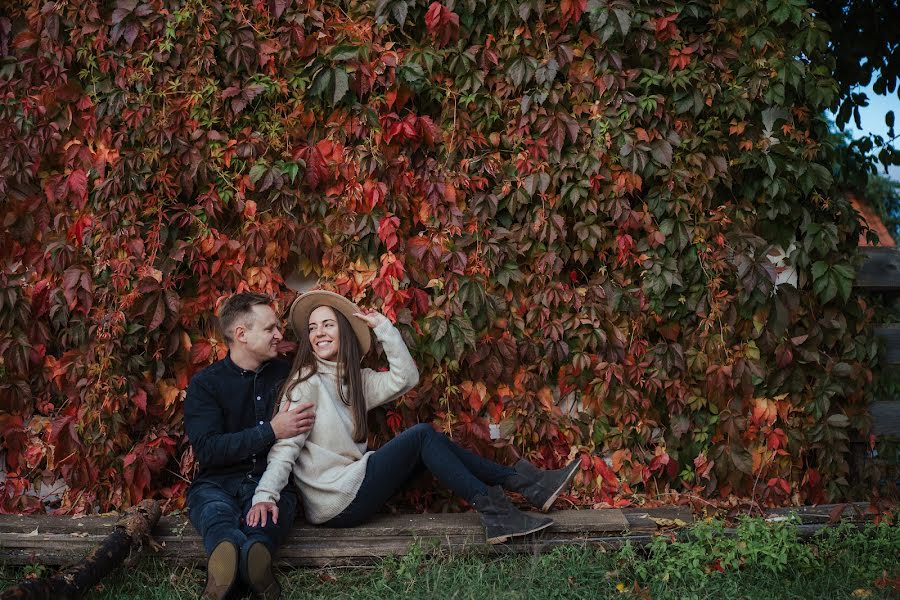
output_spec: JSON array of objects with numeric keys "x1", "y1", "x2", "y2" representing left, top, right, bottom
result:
[
  {"x1": 251, "y1": 379, "x2": 316, "y2": 505},
  {"x1": 363, "y1": 320, "x2": 420, "y2": 410}
]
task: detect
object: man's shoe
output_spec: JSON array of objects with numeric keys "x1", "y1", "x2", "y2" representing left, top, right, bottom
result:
[
  {"x1": 243, "y1": 541, "x2": 281, "y2": 600},
  {"x1": 472, "y1": 485, "x2": 554, "y2": 544},
  {"x1": 503, "y1": 458, "x2": 580, "y2": 511},
  {"x1": 203, "y1": 540, "x2": 238, "y2": 600}
]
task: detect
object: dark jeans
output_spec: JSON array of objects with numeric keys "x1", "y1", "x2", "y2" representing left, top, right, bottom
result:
[
  {"x1": 187, "y1": 479, "x2": 298, "y2": 557},
  {"x1": 325, "y1": 423, "x2": 515, "y2": 527}
]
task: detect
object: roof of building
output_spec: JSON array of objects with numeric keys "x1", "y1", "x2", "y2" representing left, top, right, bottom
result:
[{"x1": 849, "y1": 193, "x2": 895, "y2": 247}]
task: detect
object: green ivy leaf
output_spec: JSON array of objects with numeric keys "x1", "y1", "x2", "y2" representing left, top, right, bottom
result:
[{"x1": 333, "y1": 69, "x2": 349, "y2": 105}]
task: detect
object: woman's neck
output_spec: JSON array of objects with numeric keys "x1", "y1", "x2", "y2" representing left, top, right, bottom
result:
[{"x1": 315, "y1": 356, "x2": 338, "y2": 374}]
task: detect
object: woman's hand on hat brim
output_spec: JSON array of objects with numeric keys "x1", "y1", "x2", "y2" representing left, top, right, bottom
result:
[{"x1": 354, "y1": 309, "x2": 389, "y2": 329}]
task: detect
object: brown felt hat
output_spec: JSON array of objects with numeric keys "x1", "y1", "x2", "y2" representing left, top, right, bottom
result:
[{"x1": 289, "y1": 290, "x2": 372, "y2": 356}]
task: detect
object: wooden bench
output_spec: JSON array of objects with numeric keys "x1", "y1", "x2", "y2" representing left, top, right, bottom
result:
[
  {"x1": 0, "y1": 503, "x2": 878, "y2": 568},
  {"x1": 0, "y1": 507, "x2": 689, "y2": 567}
]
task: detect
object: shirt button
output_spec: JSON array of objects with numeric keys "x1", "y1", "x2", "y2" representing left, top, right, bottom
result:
[
  {"x1": 247, "y1": 474, "x2": 252, "y2": 479},
  {"x1": 256, "y1": 396, "x2": 261, "y2": 401},
  {"x1": 259, "y1": 420, "x2": 264, "y2": 425}
]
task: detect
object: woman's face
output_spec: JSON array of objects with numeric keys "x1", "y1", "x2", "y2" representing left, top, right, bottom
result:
[{"x1": 308, "y1": 305, "x2": 341, "y2": 361}]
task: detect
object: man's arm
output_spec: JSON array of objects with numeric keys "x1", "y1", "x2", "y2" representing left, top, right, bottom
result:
[
  {"x1": 184, "y1": 376, "x2": 275, "y2": 468},
  {"x1": 184, "y1": 375, "x2": 317, "y2": 469}
]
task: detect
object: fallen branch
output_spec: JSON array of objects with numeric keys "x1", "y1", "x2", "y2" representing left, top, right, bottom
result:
[{"x1": 1, "y1": 499, "x2": 161, "y2": 600}]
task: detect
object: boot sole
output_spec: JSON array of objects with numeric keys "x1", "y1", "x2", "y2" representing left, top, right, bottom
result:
[
  {"x1": 540, "y1": 460, "x2": 580, "y2": 512},
  {"x1": 486, "y1": 517, "x2": 554, "y2": 544},
  {"x1": 246, "y1": 542, "x2": 281, "y2": 599},
  {"x1": 204, "y1": 540, "x2": 238, "y2": 599}
]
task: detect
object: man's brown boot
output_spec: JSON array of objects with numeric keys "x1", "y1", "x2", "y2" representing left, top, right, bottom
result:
[
  {"x1": 203, "y1": 540, "x2": 238, "y2": 599},
  {"x1": 243, "y1": 541, "x2": 281, "y2": 599}
]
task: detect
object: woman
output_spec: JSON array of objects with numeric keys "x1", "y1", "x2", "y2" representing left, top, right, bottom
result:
[{"x1": 246, "y1": 290, "x2": 579, "y2": 544}]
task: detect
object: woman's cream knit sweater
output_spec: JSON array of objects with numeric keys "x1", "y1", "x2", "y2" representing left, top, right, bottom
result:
[{"x1": 251, "y1": 320, "x2": 419, "y2": 524}]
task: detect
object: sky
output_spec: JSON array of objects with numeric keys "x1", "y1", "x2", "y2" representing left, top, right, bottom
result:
[{"x1": 830, "y1": 82, "x2": 900, "y2": 182}]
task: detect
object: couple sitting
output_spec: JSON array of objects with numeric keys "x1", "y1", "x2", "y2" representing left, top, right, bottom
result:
[{"x1": 184, "y1": 290, "x2": 579, "y2": 599}]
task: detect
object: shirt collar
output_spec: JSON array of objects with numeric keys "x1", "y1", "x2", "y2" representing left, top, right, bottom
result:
[{"x1": 224, "y1": 352, "x2": 271, "y2": 376}]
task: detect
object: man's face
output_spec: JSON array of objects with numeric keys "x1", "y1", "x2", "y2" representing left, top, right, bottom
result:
[{"x1": 236, "y1": 304, "x2": 282, "y2": 362}]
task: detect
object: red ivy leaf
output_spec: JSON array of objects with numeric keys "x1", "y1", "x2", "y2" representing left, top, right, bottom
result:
[
  {"x1": 380, "y1": 251, "x2": 405, "y2": 282},
  {"x1": 269, "y1": 0, "x2": 290, "y2": 19},
  {"x1": 424, "y1": 3, "x2": 460, "y2": 47},
  {"x1": 133, "y1": 388, "x2": 147, "y2": 412},
  {"x1": 377, "y1": 214, "x2": 400, "y2": 250},
  {"x1": 594, "y1": 455, "x2": 618, "y2": 487},
  {"x1": 230, "y1": 84, "x2": 266, "y2": 115},
  {"x1": 386, "y1": 409, "x2": 403, "y2": 433},
  {"x1": 360, "y1": 180, "x2": 387, "y2": 213},
  {"x1": 409, "y1": 287, "x2": 430, "y2": 317},
  {"x1": 123, "y1": 21, "x2": 139, "y2": 47},
  {"x1": 668, "y1": 46, "x2": 694, "y2": 71},
  {"x1": 190, "y1": 340, "x2": 214, "y2": 365},
  {"x1": 67, "y1": 169, "x2": 88, "y2": 208},
  {"x1": 62, "y1": 267, "x2": 92, "y2": 312},
  {"x1": 560, "y1": 0, "x2": 587, "y2": 28},
  {"x1": 67, "y1": 214, "x2": 92, "y2": 245},
  {"x1": 417, "y1": 116, "x2": 441, "y2": 146}
]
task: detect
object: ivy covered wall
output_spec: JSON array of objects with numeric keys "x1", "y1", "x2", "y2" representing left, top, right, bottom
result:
[{"x1": 0, "y1": 0, "x2": 879, "y2": 513}]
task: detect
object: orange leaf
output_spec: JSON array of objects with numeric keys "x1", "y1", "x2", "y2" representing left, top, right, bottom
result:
[{"x1": 560, "y1": 0, "x2": 587, "y2": 28}]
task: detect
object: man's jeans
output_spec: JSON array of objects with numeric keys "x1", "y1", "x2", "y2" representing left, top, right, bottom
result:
[{"x1": 187, "y1": 479, "x2": 298, "y2": 556}]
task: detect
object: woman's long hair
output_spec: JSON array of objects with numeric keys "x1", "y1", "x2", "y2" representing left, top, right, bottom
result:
[{"x1": 279, "y1": 307, "x2": 367, "y2": 442}]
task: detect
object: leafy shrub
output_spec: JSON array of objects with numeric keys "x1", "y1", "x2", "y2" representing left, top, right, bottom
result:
[{"x1": 0, "y1": 0, "x2": 880, "y2": 513}]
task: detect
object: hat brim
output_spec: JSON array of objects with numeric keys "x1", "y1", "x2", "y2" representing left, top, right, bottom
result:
[{"x1": 289, "y1": 290, "x2": 372, "y2": 356}]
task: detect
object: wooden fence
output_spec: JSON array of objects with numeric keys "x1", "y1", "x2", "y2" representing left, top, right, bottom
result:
[{"x1": 858, "y1": 247, "x2": 900, "y2": 438}]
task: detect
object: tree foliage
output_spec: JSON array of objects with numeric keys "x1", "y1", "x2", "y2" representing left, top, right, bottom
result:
[
  {"x1": 810, "y1": 0, "x2": 900, "y2": 172},
  {"x1": 0, "y1": 0, "x2": 882, "y2": 514}
]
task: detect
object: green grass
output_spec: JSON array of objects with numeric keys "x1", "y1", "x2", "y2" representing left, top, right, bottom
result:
[{"x1": 2, "y1": 518, "x2": 898, "y2": 599}]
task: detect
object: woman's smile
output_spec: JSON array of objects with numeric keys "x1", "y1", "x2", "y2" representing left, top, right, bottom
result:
[{"x1": 309, "y1": 305, "x2": 341, "y2": 360}]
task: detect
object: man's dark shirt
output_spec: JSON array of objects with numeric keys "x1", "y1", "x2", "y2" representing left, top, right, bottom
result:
[{"x1": 184, "y1": 354, "x2": 291, "y2": 496}]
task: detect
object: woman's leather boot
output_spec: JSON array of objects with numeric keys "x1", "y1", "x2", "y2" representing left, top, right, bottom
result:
[
  {"x1": 472, "y1": 485, "x2": 554, "y2": 544},
  {"x1": 503, "y1": 458, "x2": 580, "y2": 511}
]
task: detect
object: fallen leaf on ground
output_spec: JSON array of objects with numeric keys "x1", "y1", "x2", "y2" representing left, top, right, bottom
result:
[{"x1": 649, "y1": 517, "x2": 688, "y2": 527}]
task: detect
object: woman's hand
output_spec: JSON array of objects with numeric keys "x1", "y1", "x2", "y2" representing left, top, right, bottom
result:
[
  {"x1": 246, "y1": 502, "x2": 278, "y2": 527},
  {"x1": 354, "y1": 309, "x2": 389, "y2": 329}
]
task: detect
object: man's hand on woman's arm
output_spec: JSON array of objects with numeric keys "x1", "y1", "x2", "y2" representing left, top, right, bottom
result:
[{"x1": 270, "y1": 401, "x2": 316, "y2": 439}]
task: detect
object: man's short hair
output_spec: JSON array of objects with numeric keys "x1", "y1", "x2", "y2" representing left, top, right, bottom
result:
[{"x1": 218, "y1": 292, "x2": 273, "y2": 344}]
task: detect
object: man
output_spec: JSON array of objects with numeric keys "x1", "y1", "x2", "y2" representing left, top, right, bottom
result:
[{"x1": 185, "y1": 292, "x2": 315, "y2": 599}]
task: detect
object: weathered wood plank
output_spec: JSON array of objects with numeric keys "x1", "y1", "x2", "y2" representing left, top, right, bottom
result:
[
  {"x1": 1, "y1": 504, "x2": 867, "y2": 568},
  {"x1": 874, "y1": 326, "x2": 900, "y2": 365},
  {"x1": 856, "y1": 247, "x2": 900, "y2": 290},
  {"x1": 763, "y1": 502, "x2": 874, "y2": 523},
  {"x1": 621, "y1": 506, "x2": 693, "y2": 532},
  {"x1": 0, "y1": 509, "x2": 644, "y2": 567},
  {"x1": 0, "y1": 500, "x2": 161, "y2": 599},
  {"x1": 0, "y1": 516, "x2": 118, "y2": 535},
  {"x1": 871, "y1": 401, "x2": 900, "y2": 437}
]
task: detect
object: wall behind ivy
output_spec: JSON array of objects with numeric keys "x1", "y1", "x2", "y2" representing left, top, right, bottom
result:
[{"x1": 0, "y1": 0, "x2": 880, "y2": 513}]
